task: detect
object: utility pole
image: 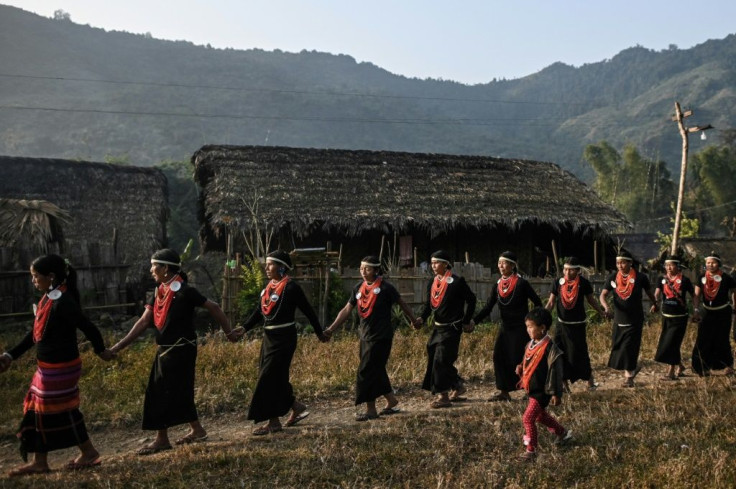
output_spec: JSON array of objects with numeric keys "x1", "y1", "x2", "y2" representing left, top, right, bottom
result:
[{"x1": 670, "y1": 101, "x2": 712, "y2": 255}]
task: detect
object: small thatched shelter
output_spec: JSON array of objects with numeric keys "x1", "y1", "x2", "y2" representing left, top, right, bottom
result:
[
  {"x1": 0, "y1": 156, "x2": 168, "y2": 312},
  {"x1": 193, "y1": 145, "x2": 630, "y2": 273}
]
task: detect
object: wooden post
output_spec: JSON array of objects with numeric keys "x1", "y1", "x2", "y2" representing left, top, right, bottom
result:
[
  {"x1": 378, "y1": 235, "x2": 386, "y2": 263},
  {"x1": 671, "y1": 102, "x2": 689, "y2": 256},
  {"x1": 594, "y1": 240, "x2": 599, "y2": 273},
  {"x1": 321, "y1": 255, "x2": 330, "y2": 327},
  {"x1": 413, "y1": 247, "x2": 418, "y2": 268},
  {"x1": 465, "y1": 251, "x2": 470, "y2": 264},
  {"x1": 551, "y1": 240, "x2": 560, "y2": 276}
]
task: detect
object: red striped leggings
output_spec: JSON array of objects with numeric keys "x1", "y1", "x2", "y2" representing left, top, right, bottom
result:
[{"x1": 522, "y1": 397, "x2": 565, "y2": 452}]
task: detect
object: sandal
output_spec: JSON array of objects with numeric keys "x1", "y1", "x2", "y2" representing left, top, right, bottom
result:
[
  {"x1": 285, "y1": 410, "x2": 309, "y2": 427},
  {"x1": 518, "y1": 451, "x2": 537, "y2": 462},
  {"x1": 65, "y1": 458, "x2": 102, "y2": 471},
  {"x1": 660, "y1": 375, "x2": 677, "y2": 381},
  {"x1": 137, "y1": 444, "x2": 173, "y2": 456},
  {"x1": 430, "y1": 399, "x2": 452, "y2": 409},
  {"x1": 488, "y1": 393, "x2": 512, "y2": 402},
  {"x1": 623, "y1": 378, "x2": 635, "y2": 388},
  {"x1": 355, "y1": 412, "x2": 379, "y2": 422},
  {"x1": 378, "y1": 406, "x2": 401, "y2": 415},
  {"x1": 252, "y1": 424, "x2": 283, "y2": 436},
  {"x1": 175, "y1": 433, "x2": 208, "y2": 445},
  {"x1": 449, "y1": 384, "x2": 467, "y2": 401}
]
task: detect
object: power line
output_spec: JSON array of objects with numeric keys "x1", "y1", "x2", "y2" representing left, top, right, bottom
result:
[
  {"x1": 0, "y1": 72, "x2": 605, "y2": 107},
  {"x1": 637, "y1": 199, "x2": 736, "y2": 223},
  {"x1": 0, "y1": 104, "x2": 573, "y2": 127}
]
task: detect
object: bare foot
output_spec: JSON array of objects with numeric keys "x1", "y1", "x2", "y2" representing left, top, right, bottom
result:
[{"x1": 8, "y1": 462, "x2": 51, "y2": 477}]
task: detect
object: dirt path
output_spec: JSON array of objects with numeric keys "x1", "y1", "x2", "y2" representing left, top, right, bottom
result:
[{"x1": 0, "y1": 366, "x2": 725, "y2": 475}]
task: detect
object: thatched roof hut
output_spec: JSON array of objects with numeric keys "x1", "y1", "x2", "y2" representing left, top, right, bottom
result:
[
  {"x1": 193, "y1": 145, "x2": 630, "y2": 272},
  {"x1": 0, "y1": 157, "x2": 167, "y2": 310}
]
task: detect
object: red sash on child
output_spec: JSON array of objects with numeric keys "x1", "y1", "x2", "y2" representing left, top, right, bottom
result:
[
  {"x1": 519, "y1": 336, "x2": 550, "y2": 391},
  {"x1": 33, "y1": 285, "x2": 67, "y2": 342}
]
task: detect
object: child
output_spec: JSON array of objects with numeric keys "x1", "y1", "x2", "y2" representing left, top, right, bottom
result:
[{"x1": 515, "y1": 307, "x2": 572, "y2": 461}]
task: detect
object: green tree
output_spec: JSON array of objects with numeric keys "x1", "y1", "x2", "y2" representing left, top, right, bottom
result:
[
  {"x1": 583, "y1": 142, "x2": 675, "y2": 230},
  {"x1": 155, "y1": 160, "x2": 199, "y2": 252},
  {"x1": 689, "y1": 144, "x2": 736, "y2": 233}
]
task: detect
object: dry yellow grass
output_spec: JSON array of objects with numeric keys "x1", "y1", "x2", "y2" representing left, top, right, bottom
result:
[{"x1": 0, "y1": 318, "x2": 735, "y2": 488}]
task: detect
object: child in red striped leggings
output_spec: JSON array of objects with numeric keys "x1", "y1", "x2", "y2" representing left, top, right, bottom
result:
[{"x1": 516, "y1": 307, "x2": 572, "y2": 461}]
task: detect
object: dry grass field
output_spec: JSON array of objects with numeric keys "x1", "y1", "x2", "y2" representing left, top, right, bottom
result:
[{"x1": 1, "y1": 318, "x2": 735, "y2": 488}]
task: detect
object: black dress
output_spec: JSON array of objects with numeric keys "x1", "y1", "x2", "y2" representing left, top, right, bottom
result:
[
  {"x1": 654, "y1": 274, "x2": 693, "y2": 366},
  {"x1": 550, "y1": 276, "x2": 595, "y2": 383},
  {"x1": 603, "y1": 270, "x2": 650, "y2": 371},
  {"x1": 8, "y1": 290, "x2": 105, "y2": 459},
  {"x1": 348, "y1": 279, "x2": 401, "y2": 405},
  {"x1": 474, "y1": 275, "x2": 542, "y2": 391},
  {"x1": 142, "y1": 283, "x2": 207, "y2": 430},
  {"x1": 419, "y1": 273, "x2": 476, "y2": 394},
  {"x1": 243, "y1": 279, "x2": 323, "y2": 423},
  {"x1": 692, "y1": 272, "x2": 736, "y2": 374}
]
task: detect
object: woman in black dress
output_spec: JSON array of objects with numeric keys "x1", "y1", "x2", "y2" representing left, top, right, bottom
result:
[
  {"x1": 325, "y1": 256, "x2": 418, "y2": 421},
  {"x1": 242, "y1": 250, "x2": 328, "y2": 435},
  {"x1": 653, "y1": 255, "x2": 696, "y2": 380},
  {"x1": 416, "y1": 250, "x2": 476, "y2": 409},
  {"x1": 691, "y1": 252, "x2": 736, "y2": 376},
  {"x1": 111, "y1": 249, "x2": 238, "y2": 454},
  {"x1": 599, "y1": 250, "x2": 657, "y2": 387},
  {"x1": 0, "y1": 254, "x2": 113, "y2": 476},
  {"x1": 545, "y1": 256, "x2": 606, "y2": 391},
  {"x1": 473, "y1": 251, "x2": 542, "y2": 401}
]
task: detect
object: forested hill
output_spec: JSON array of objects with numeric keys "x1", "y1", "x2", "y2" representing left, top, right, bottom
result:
[{"x1": 1, "y1": 4, "x2": 735, "y2": 179}]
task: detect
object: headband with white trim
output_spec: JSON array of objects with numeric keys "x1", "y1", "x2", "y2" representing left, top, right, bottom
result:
[
  {"x1": 430, "y1": 257, "x2": 450, "y2": 264},
  {"x1": 266, "y1": 257, "x2": 292, "y2": 270},
  {"x1": 705, "y1": 255, "x2": 721, "y2": 263},
  {"x1": 360, "y1": 261, "x2": 381, "y2": 268},
  {"x1": 664, "y1": 259, "x2": 680, "y2": 263},
  {"x1": 563, "y1": 264, "x2": 582, "y2": 269},
  {"x1": 499, "y1": 257, "x2": 517, "y2": 265},
  {"x1": 615, "y1": 256, "x2": 633, "y2": 262},
  {"x1": 151, "y1": 259, "x2": 181, "y2": 267}
]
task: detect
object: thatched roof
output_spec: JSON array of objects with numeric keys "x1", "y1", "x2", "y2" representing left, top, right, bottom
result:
[
  {"x1": 0, "y1": 199, "x2": 70, "y2": 250},
  {"x1": 0, "y1": 156, "x2": 168, "y2": 279},
  {"x1": 193, "y1": 145, "x2": 630, "y2": 245},
  {"x1": 681, "y1": 237, "x2": 736, "y2": 270}
]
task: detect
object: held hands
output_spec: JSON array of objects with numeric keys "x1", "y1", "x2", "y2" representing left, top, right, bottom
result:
[
  {"x1": 550, "y1": 395, "x2": 561, "y2": 406},
  {"x1": 602, "y1": 309, "x2": 613, "y2": 320},
  {"x1": 317, "y1": 332, "x2": 330, "y2": 343},
  {"x1": 412, "y1": 317, "x2": 424, "y2": 330},
  {"x1": 515, "y1": 363, "x2": 522, "y2": 377},
  {"x1": 463, "y1": 320, "x2": 475, "y2": 333},
  {"x1": 0, "y1": 353, "x2": 11, "y2": 373},
  {"x1": 225, "y1": 327, "x2": 245, "y2": 343},
  {"x1": 649, "y1": 303, "x2": 659, "y2": 314},
  {"x1": 97, "y1": 349, "x2": 116, "y2": 362}
]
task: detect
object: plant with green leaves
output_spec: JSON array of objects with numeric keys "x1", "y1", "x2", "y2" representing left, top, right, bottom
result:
[{"x1": 235, "y1": 256, "x2": 265, "y2": 323}]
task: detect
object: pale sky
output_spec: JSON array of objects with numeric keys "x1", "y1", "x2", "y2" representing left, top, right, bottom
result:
[{"x1": 4, "y1": 1, "x2": 736, "y2": 84}]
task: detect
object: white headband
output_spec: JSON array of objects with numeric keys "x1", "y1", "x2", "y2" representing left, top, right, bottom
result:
[
  {"x1": 664, "y1": 259, "x2": 680, "y2": 263},
  {"x1": 431, "y1": 257, "x2": 450, "y2": 264},
  {"x1": 499, "y1": 257, "x2": 517, "y2": 265},
  {"x1": 615, "y1": 256, "x2": 633, "y2": 262},
  {"x1": 360, "y1": 261, "x2": 381, "y2": 268},
  {"x1": 266, "y1": 257, "x2": 292, "y2": 270},
  {"x1": 151, "y1": 259, "x2": 181, "y2": 267},
  {"x1": 563, "y1": 264, "x2": 581, "y2": 269},
  {"x1": 705, "y1": 256, "x2": 721, "y2": 263}
]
